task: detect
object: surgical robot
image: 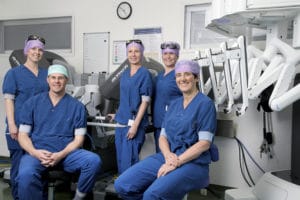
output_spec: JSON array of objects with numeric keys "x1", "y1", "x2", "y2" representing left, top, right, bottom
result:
[{"x1": 204, "y1": 0, "x2": 300, "y2": 199}]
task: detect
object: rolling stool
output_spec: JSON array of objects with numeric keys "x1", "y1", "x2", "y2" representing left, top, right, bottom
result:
[
  {"x1": 46, "y1": 134, "x2": 95, "y2": 200},
  {"x1": 46, "y1": 169, "x2": 75, "y2": 200}
]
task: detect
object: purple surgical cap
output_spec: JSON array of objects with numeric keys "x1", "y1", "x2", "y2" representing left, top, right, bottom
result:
[
  {"x1": 175, "y1": 60, "x2": 200, "y2": 75},
  {"x1": 126, "y1": 41, "x2": 144, "y2": 55},
  {"x1": 24, "y1": 40, "x2": 45, "y2": 55},
  {"x1": 161, "y1": 41, "x2": 180, "y2": 56}
]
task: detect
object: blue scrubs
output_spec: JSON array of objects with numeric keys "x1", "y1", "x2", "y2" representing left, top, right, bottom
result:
[
  {"x1": 152, "y1": 70, "x2": 182, "y2": 152},
  {"x1": 17, "y1": 92, "x2": 101, "y2": 200},
  {"x1": 2, "y1": 65, "x2": 48, "y2": 199},
  {"x1": 115, "y1": 66, "x2": 153, "y2": 174},
  {"x1": 115, "y1": 93, "x2": 217, "y2": 200}
]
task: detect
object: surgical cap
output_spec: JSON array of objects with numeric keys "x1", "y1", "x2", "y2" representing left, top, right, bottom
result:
[
  {"x1": 23, "y1": 40, "x2": 45, "y2": 55},
  {"x1": 161, "y1": 41, "x2": 180, "y2": 56},
  {"x1": 175, "y1": 60, "x2": 200, "y2": 75},
  {"x1": 126, "y1": 41, "x2": 144, "y2": 55},
  {"x1": 48, "y1": 64, "x2": 69, "y2": 78}
]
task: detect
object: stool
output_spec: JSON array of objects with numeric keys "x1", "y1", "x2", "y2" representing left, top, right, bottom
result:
[
  {"x1": 46, "y1": 133, "x2": 94, "y2": 200},
  {"x1": 46, "y1": 169, "x2": 74, "y2": 200}
]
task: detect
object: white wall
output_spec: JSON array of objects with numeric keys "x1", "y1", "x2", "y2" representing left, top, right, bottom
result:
[{"x1": 0, "y1": 0, "x2": 293, "y2": 188}]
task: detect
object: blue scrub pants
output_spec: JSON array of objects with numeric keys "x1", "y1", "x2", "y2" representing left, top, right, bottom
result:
[
  {"x1": 115, "y1": 126, "x2": 145, "y2": 174},
  {"x1": 153, "y1": 128, "x2": 161, "y2": 153},
  {"x1": 17, "y1": 149, "x2": 101, "y2": 200},
  {"x1": 6, "y1": 134, "x2": 23, "y2": 200},
  {"x1": 114, "y1": 153, "x2": 209, "y2": 200}
]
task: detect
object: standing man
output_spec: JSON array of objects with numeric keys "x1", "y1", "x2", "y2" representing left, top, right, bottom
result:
[{"x1": 17, "y1": 64, "x2": 101, "y2": 200}]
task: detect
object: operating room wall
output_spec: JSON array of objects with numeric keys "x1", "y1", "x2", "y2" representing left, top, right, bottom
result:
[{"x1": 0, "y1": 0, "x2": 293, "y2": 188}]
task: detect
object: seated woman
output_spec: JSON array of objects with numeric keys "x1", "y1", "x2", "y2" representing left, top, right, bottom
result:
[{"x1": 114, "y1": 60, "x2": 217, "y2": 200}]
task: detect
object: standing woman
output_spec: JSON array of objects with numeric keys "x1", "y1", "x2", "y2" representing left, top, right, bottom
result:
[
  {"x1": 152, "y1": 41, "x2": 182, "y2": 152},
  {"x1": 113, "y1": 39, "x2": 153, "y2": 174},
  {"x1": 115, "y1": 60, "x2": 217, "y2": 200},
  {"x1": 2, "y1": 34, "x2": 49, "y2": 199}
]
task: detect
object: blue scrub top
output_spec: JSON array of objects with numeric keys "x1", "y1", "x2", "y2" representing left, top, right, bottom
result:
[
  {"x1": 162, "y1": 92, "x2": 216, "y2": 165},
  {"x1": 115, "y1": 66, "x2": 153, "y2": 126},
  {"x1": 152, "y1": 70, "x2": 182, "y2": 128},
  {"x1": 19, "y1": 92, "x2": 87, "y2": 152},
  {"x1": 2, "y1": 65, "x2": 49, "y2": 132}
]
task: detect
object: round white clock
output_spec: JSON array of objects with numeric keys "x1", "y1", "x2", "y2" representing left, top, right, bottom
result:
[{"x1": 117, "y1": 2, "x2": 132, "y2": 20}]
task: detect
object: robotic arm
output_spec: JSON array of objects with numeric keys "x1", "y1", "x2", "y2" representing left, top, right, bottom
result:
[
  {"x1": 195, "y1": 51, "x2": 212, "y2": 96},
  {"x1": 234, "y1": 36, "x2": 249, "y2": 115},
  {"x1": 206, "y1": 48, "x2": 230, "y2": 107},
  {"x1": 247, "y1": 41, "x2": 285, "y2": 99},
  {"x1": 247, "y1": 37, "x2": 300, "y2": 111},
  {"x1": 195, "y1": 35, "x2": 249, "y2": 115}
]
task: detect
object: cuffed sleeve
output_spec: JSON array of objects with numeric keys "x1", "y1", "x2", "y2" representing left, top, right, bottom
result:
[
  {"x1": 19, "y1": 124, "x2": 32, "y2": 134},
  {"x1": 74, "y1": 127, "x2": 86, "y2": 135}
]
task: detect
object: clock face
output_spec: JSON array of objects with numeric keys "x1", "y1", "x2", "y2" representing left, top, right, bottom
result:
[{"x1": 117, "y1": 2, "x2": 132, "y2": 20}]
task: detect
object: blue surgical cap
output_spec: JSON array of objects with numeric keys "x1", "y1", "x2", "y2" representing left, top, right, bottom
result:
[{"x1": 48, "y1": 64, "x2": 69, "y2": 78}]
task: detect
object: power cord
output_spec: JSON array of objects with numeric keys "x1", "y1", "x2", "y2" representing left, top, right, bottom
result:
[{"x1": 234, "y1": 136, "x2": 266, "y2": 186}]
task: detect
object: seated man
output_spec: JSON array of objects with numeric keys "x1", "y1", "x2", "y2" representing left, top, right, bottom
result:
[{"x1": 17, "y1": 64, "x2": 101, "y2": 200}]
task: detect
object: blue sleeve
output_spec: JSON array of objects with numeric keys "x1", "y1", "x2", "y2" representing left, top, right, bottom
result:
[
  {"x1": 19, "y1": 97, "x2": 35, "y2": 126},
  {"x1": 198, "y1": 101, "x2": 217, "y2": 141},
  {"x1": 2, "y1": 69, "x2": 17, "y2": 95},
  {"x1": 140, "y1": 70, "x2": 153, "y2": 98},
  {"x1": 74, "y1": 102, "x2": 87, "y2": 135},
  {"x1": 75, "y1": 103, "x2": 87, "y2": 129}
]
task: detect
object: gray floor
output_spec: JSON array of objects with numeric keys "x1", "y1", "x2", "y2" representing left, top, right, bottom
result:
[{"x1": 0, "y1": 179, "x2": 13, "y2": 200}]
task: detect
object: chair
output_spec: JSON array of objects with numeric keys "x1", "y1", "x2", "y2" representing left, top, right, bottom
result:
[
  {"x1": 46, "y1": 133, "x2": 95, "y2": 200},
  {"x1": 46, "y1": 169, "x2": 75, "y2": 200}
]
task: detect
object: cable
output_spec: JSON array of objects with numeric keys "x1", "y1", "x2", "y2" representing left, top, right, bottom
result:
[
  {"x1": 234, "y1": 136, "x2": 266, "y2": 174},
  {"x1": 240, "y1": 140, "x2": 255, "y2": 186},
  {"x1": 237, "y1": 140, "x2": 252, "y2": 187},
  {"x1": 234, "y1": 136, "x2": 267, "y2": 187}
]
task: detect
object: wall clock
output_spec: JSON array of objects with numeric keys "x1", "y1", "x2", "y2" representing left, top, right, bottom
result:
[{"x1": 117, "y1": 1, "x2": 132, "y2": 20}]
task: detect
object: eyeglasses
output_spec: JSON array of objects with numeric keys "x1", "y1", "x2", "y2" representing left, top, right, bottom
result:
[
  {"x1": 27, "y1": 35, "x2": 46, "y2": 45},
  {"x1": 160, "y1": 42, "x2": 180, "y2": 50},
  {"x1": 126, "y1": 39, "x2": 143, "y2": 47}
]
